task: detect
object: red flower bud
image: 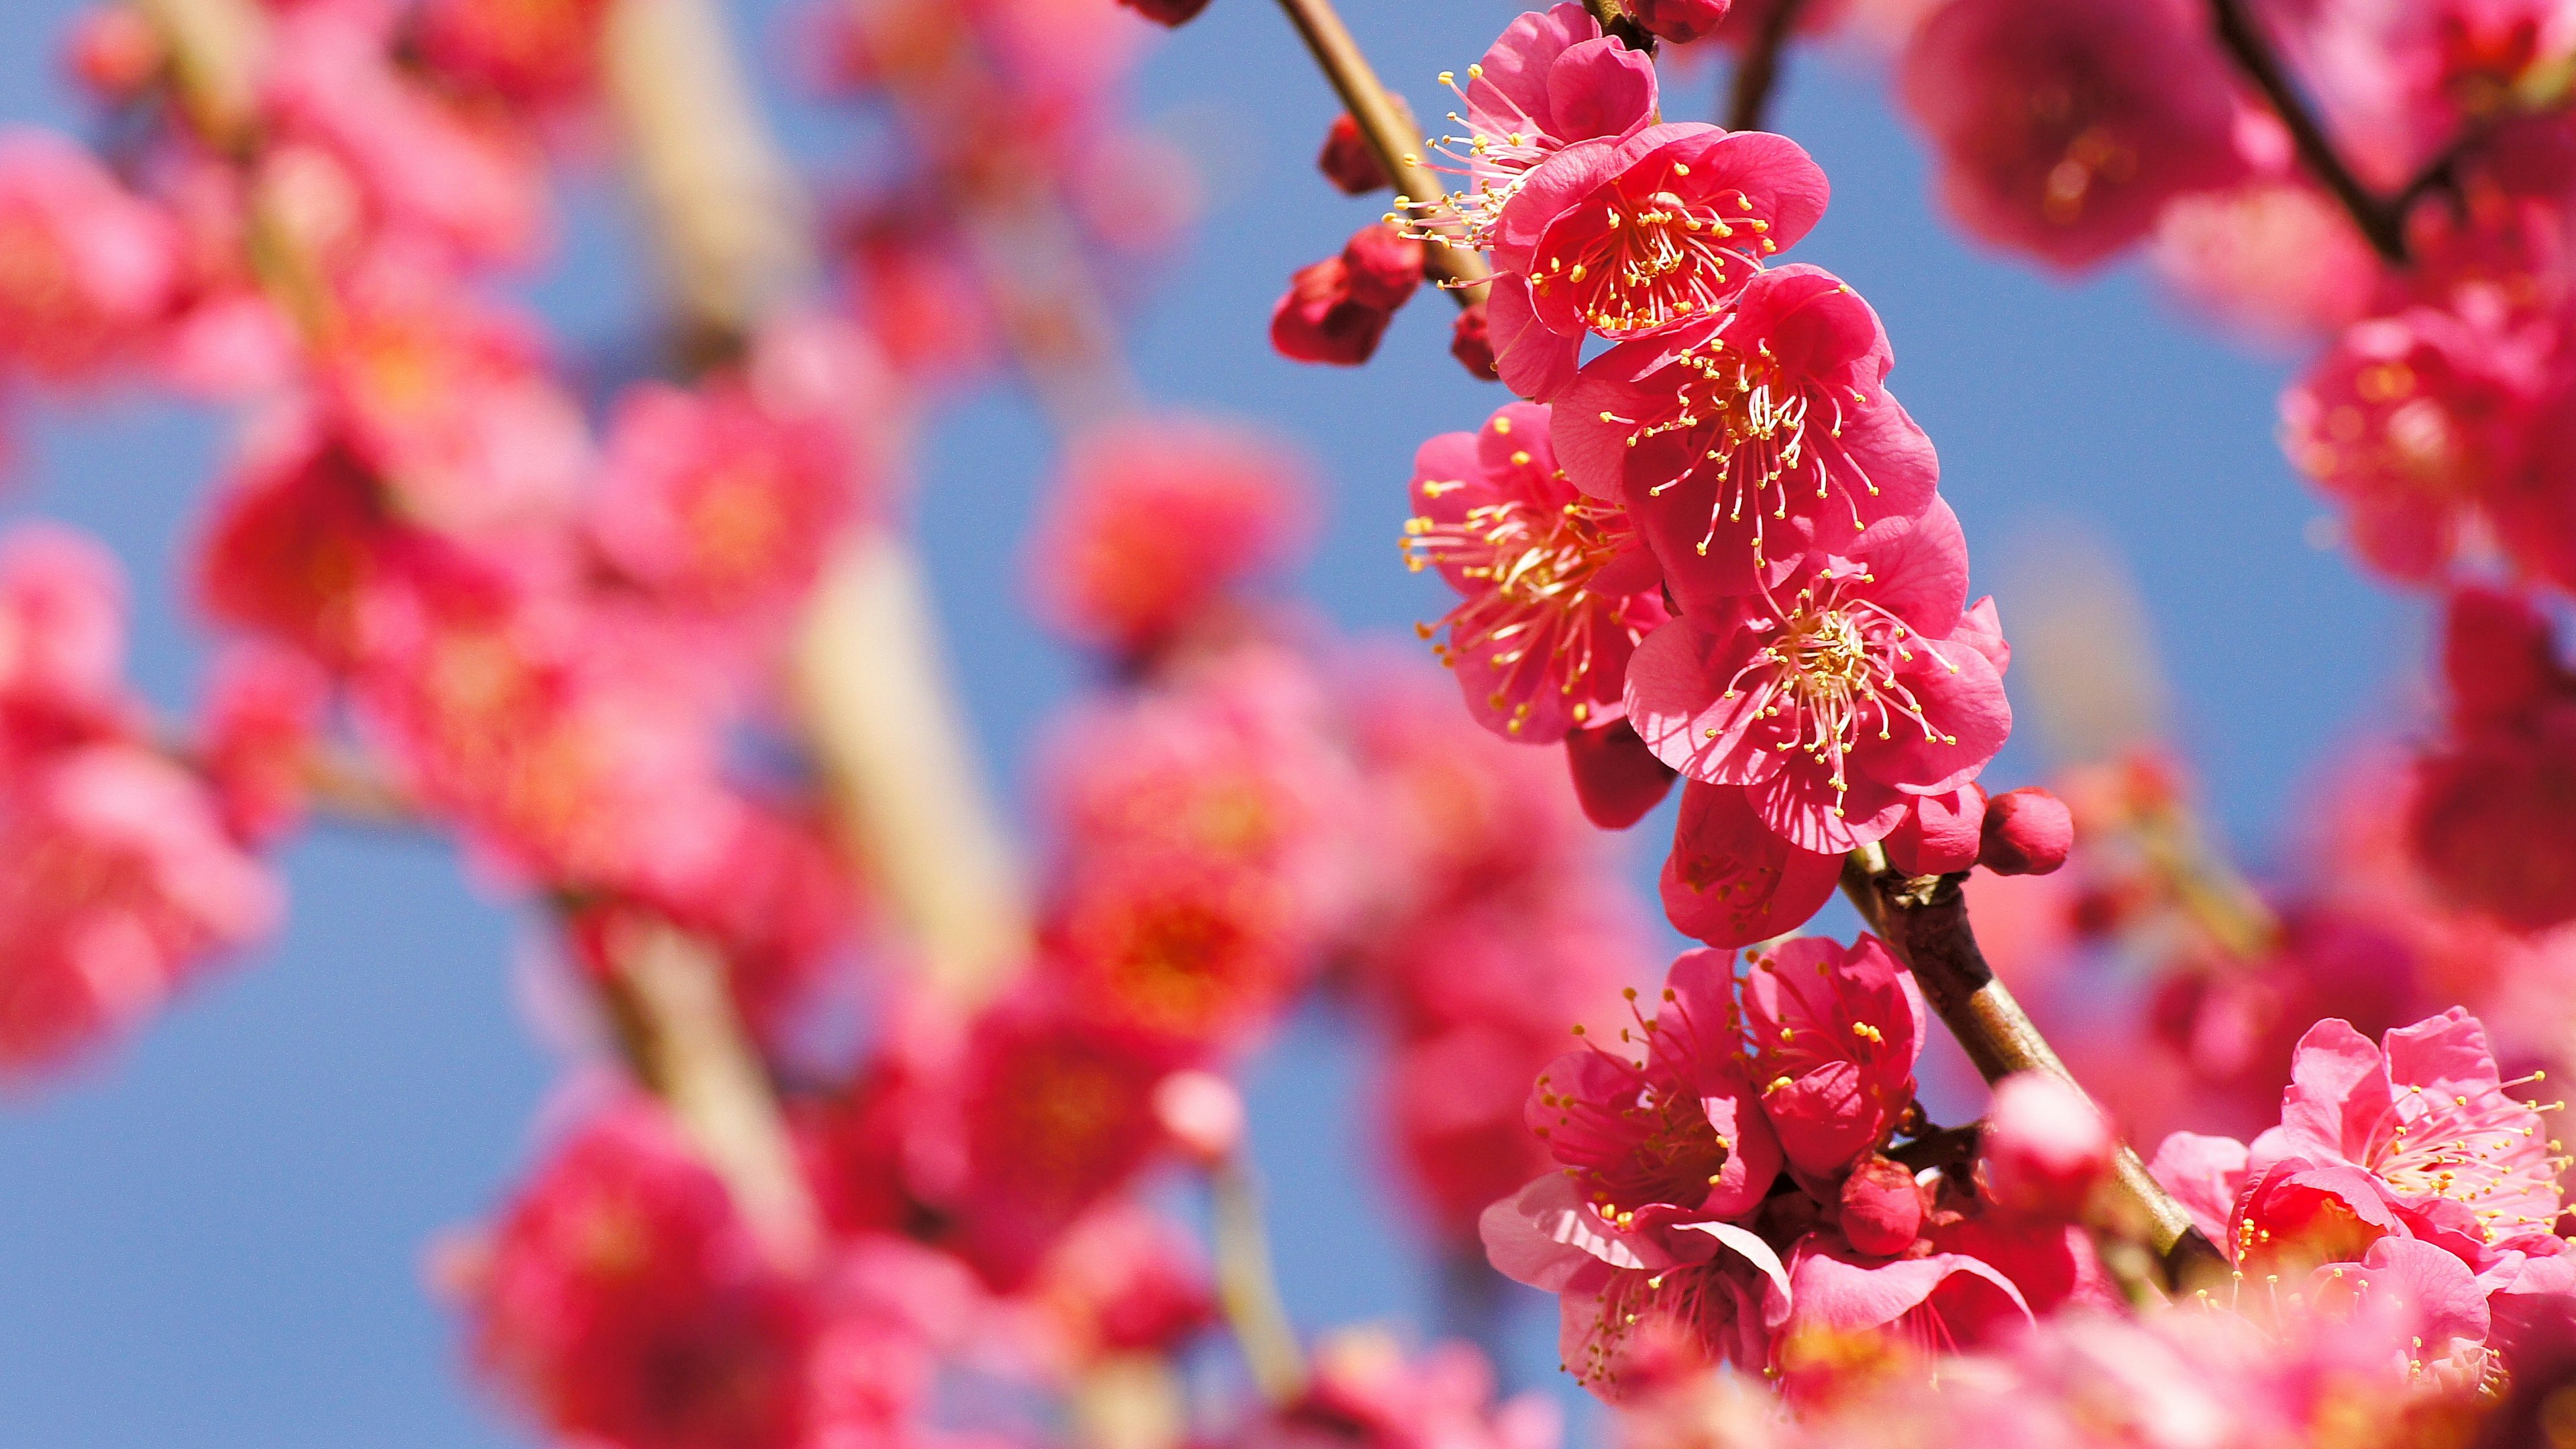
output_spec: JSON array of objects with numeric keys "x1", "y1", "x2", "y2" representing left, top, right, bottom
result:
[
  {"x1": 1626, "y1": 0, "x2": 1733, "y2": 43},
  {"x1": 1449, "y1": 299, "x2": 1499, "y2": 381},
  {"x1": 1564, "y1": 719, "x2": 1677, "y2": 830},
  {"x1": 1980, "y1": 786, "x2": 2073, "y2": 876},
  {"x1": 1838, "y1": 1154, "x2": 1924, "y2": 1256},
  {"x1": 1269, "y1": 225, "x2": 1423, "y2": 366},
  {"x1": 1118, "y1": 0, "x2": 1213, "y2": 27},
  {"x1": 1980, "y1": 1072, "x2": 2112, "y2": 1220},
  {"x1": 1884, "y1": 783, "x2": 1986, "y2": 875},
  {"x1": 1317, "y1": 112, "x2": 1387, "y2": 195}
]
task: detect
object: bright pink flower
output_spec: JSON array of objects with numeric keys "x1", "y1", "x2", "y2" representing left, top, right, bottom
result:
[
  {"x1": 414, "y1": 0, "x2": 617, "y2": 107},
  {"x1": 262, "y1": 4, "x2": 548, "y2": 265},
  {"x1": 471, "y1": 1102, "x2": 820, "y2": 1449},
  {"x1": 1271, "y1": 224, "x2": 1424, "y2": 366},
  {"x1": 1769, "y1": 1232, "x2": 2030, "y2": 1365},
  {"x1": 2149, "y1": 178, "x2": 2381, "y2": 346},
  {"x1": 1564, "y1": 718, "x2": 1677, "y2": 829},
  {"x1": 319, "y1": 275, "x2": 591, "y2": 540},
  {"x1": 0, "y1": 524, "x2": 138, "y2": 759},
  {"x1": 1405, "y1": 402, "x2": 1668, "y2": 744},
  {"x1": 1896, "y1": 0, "x2": 2247, "y2": 270},
  {"x1": 1554, "y1": 264, "x2": 1939, "y2": 604},
  {"x1": 588, "y1": 380, "x2": 855, "y2": 625},
  {"x1": 1241, "y1": 1333, "x2": 1560, "y2": 1449},
  {"x1": 1438, "y1": 5, "x2": 1657, "y2": 250},
  {"x1": 1980, "y1": 1072, "x2": 2113, "y2": 1220},
  {"x1": 1026, "y1": 1203, "x2": 1214, "y2": 1362},
  {"x1": 1527, "y1": 949, "x2": 1784, "y2": 1236},
  {"x1": 1835, "y1": 1154, "x2": 1923, "y2": 1256},
  {"x1": 1486, "y1": 125, "x2": 1829, "y2": 398},
  {"x1": 2251, "y1": 1011, "x2": 2568, "y2": 1257},
  {"x1": 1979, "y1": 786, "x2": 2074, "y2": 876},
  {"x1": 0, "y1": 129, "x2": 176, "y2": 381},
  {"x1": 1624, "y1": 502, "x2": 2012, "y2": 853},
  {"x1": 0, "y1": 743, "x2": 281, "y2": 1077},
  {"x1": 1030, "y1": 416, "x2": 1313, "y2": 660},
  {"x1": 199, "y1": 641, "x2": 329, "y2": 847},
  {"x1": 1040, "y1": 856, "x2": 1306, "y2": 1055},
  {"x1": 1741, "y1": 934, "x2": 1925, "y2": 1179},
  {"x1": 1658, "y1": 780, "x2": 1841, "y2": 947}
]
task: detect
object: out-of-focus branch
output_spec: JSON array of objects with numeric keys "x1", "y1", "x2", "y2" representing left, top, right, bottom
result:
[
  {"x1": 2206, "y1": 0, "x2": 2409, "y2": 263},
  {"x1": 1725, "y1": 0, "x2": 1807, "y2": 133},
  {"x1": 1839, "y1": 849, "x2": 2226, "y2": 1288},
  {"x1": 601, "y1": 0, "x2": 1031, "y2": 1004},
  {"x1": 596, "y1": 926, "x2": 821, "y2": 1267},
  {"x1": 1071, "y1": 1356, "x2": 1187, "y2": 1449},
  {"x1": 1211, "y1": 1156, "x2": 1307, "y2": 1403},
  {"x1": 1272, "y1": 0, "x2": 1492, "y2": 304},
  {"x1": 134, "y1": 0, "x2": 261, "y2": 151}
]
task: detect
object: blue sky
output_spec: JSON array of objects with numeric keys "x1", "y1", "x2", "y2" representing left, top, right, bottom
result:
[{"x1": 0, "y1": 2, "x2": 2414, "y2": 1444}]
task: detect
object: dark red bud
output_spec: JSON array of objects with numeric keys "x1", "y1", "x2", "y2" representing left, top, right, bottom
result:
[
  {"x1": 1565, "y1": 719, "x2": 1677, "y2": 828},
  {"x1": 1838, "y1": 1154, "x2": 1923, "y2": 1257},
  {"x1": 1317, "y1": 112, "x2": 1388, "y2": 195},
  {"x1": 2444, "y1": 585, "x2": 2567, "y2": 724},
  {"x1": 1118, "y1": 0, "x2": 1214, "y2": 27},
  {"x1": 1980, "y1": 787, "x2": 2074, "y2": 876},
  {"x1": 1450, "y1": 299, "x2": 1499, "y2": 381},
  {"x1": 1340, "y1": 222, "x2": 1424, "y2": 311}
]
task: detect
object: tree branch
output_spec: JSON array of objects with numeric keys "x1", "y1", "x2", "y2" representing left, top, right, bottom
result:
[
  {"x1": 1582, "y1": 0, "x2": 1655, "y2": 54},
  {"x1": 2206, "y1": 0, "x2": 2408, "y2": 263},
  {"x1": 1272, "y1": 0, "x2": 1492, "y2": 304},
  {"x1": 1725, "y1": 0, "x2": 1807, "y2": 133},
  {"x1": 1839, "y1": 849, "x2": 2227, "y2": 1287}
]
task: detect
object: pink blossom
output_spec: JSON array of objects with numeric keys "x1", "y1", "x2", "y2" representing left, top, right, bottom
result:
[
  {"x1": 1405, "y1": 402, "x2": 1667, "y2": 744},
  {"x1": 199, "y1": 641, "x2": 330, "y2": 847},
  {"x1": 1623, "y1": 0, "x2": 1733, "y2": 44},
  {"x1": 1564, "y1": 719, "x2": 1678, "y2": 829},
  {"x1": 0, "y1": 129, "x2": 176, "y2": 382},
  {"x1": 1741, "y1": 934, "x2": 1925, "y2": 1179},
  {"x1": 1030, "y1": 416, "x2": 1313, "y2": 661},
  {"x1": 414, "y1": 0, "x2": 618, "y2": 107},
  {"x1": 0, "y1": 524, "x2": 138, "y2": 759},
  {"x1": 1978, "y1": 786, "x2": 2074, "y2": 876},
  {"x1": 1025, "y1": 1203, "x2": 1214, "y2": 1362},
  {"x1": 1896, "y1": 0, "x2": 2247, "y2": 269},
  {"x1": 1554, "y1": 264, "x2": 1939, "y2": 606},
  {"x1": 1769, "y1": 1232, "x2": 2031, "y2": 1368},
  {"x1": 1623, "y1": 502, "x2": 2011, "y2": 854},
  {"x1": 0, "y1": 744, "x2": 281, "y2": 1078},
  {"x1": 1486, "y1": 124, "x2": 1829, "y2": 398},
  {"x1": 1040, "y1": 854, "x2": 1307, "y2": 1056},
  {"x1": 588, "y1": 379, "x2": 856, "y2": 625},
  {"x1": 1436, "y1": 5, "x2": 1657, "y2": 251},
  {"x1": 2149, "y1": 178, "x2": 2382, "y2": 346},
  {"x1": 471, "y1": 1101, "x2": 821, "y2": 1449},
  {"x1": 1240, "y1": 1332, "x2": 1560, "y2": 1449},
  {"x1": 1658, "y1": 780, "x2": 1841, "y2": 949},
  {"x1": 2250, "y1": 1011, "x2": 2567, "y2": 1257}
]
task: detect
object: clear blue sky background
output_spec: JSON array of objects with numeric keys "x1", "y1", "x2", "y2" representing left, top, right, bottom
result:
[{"x1": 0, "y1": 1, "x2": 2412, "y2": 1444}]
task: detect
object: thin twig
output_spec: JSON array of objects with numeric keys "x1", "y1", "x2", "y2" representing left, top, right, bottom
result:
[
  {"x1": 1211, "y1": 1156, "x2": 1307, "y2": 1402},
  {"x1": 1582, "y1": 0, "x2": 1654, "y2": 53},
  {"x1": 2205, "y1": 0, "x2": 2407, "y2": 262},
  {"x1": 1838, "y1": 849, "x2": 2227, "y2": 1288},
  {"x1": 1272, "y1": 0, "x2": 1491, "y2": 304},
  {"x1": 1725, "y1": 0, "x2": 1807, "y2": 133}
]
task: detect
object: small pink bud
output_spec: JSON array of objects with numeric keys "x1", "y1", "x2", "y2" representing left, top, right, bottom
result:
[
  {"x1": 1564, "y1": 719, "x2": 1675, "y2": 828},
  {"x1": 1625, "y1": 0, "x2": 1733, "y2": 43},
  {"x1": 1153, "y1": 1069, "x2": 1245, "y2": 1164},
  {"x1": 1449, "y1": 300, "x2": 1499, "y2": 382},
  {"x1": 1340, "y1": 223, "x2": 1424, "y2": 311},
  {"x1": 1317, "y1": 113, "x2": 1388, "y2": 195},
  {"x1": 1837, "y1": 1154, "x2": 1923, "y2": 1257},
  {"x1": 1979, "y1": 786, "x2": 2073, "y2": 875},
  {"x1": 1118, "y1": 0, "x2": 1213, "y2": 27},
  {"x1": 1981, "y1": 1072, "x2": 2113, "y2": 1220}
]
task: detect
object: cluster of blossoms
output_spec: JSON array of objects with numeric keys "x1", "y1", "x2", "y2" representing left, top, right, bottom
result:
[{"x1": 3, "y1": 0, "x2": 2575, "y2": 1445}]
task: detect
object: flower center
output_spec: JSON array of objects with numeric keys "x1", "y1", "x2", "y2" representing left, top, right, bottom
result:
[
  {"x1": 1404, "y1": 488, "x2": 1648, "y2": 733},
  {"x1": 1532, "y1": 167, "x2": 1777, "y2": 335},
  {"x1": 2364, "y1": 1074, "x2": 2571, "y2": 1241},
  {"x1": 1721, "y1": 577, "x2": 1955, "y2": 812}
]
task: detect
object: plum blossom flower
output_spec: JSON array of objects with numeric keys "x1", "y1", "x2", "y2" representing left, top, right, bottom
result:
[
  {"x1": 1896, "y1": 0, "x2": 2248, "y2": 270},
  {"x1": 1430, "y1": 5, "x2": 1658, "y2": 250},
  {"x1": 414, "y1": 0, "x2": 618, "y2": 108},
  {"x1": 1623, "y1": 501, "x2": 2011, "y2": 853},
  {"x1": 1405, "y1": 402, "x2": 1668, "y2": 743},
  {"x1": 1564, "y1": 718, "x2": 1678, "y2": 829},
  {"x1": 1485, "y1": 125, "x2": 1830, "y2": 398},
  {"x1": 1554, "y1": 264, "x2": 1939, "y2": 606},
  {"x1": 1741, "y1": 934, "x2": 1925, "y2": 1179},
  {"x1": 0, "y1": 129, "x2": 176, "y2": 382}
]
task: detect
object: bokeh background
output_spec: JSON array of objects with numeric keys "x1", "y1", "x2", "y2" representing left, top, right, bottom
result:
[{"x1": 0, "y1": 1, "x2": 2412, "y2": 1442}]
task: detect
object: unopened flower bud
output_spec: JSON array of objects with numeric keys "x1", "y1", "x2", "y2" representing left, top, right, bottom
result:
[
  {"x1": 1449, "y1": 299, "x2": 1499, "y2": 382},
  {"x1": 1153, "y1": 1069, "x2": 1245, "y2": 1164},
  {"x1": 1317, "y1": 112, "x2": 1388, "y2": 195},
  {"x1": 1979, "y1": 786, "x2": 2073, "y2": 875},
  {"x1": 1980, "y1": 1072, "x2": 2113, "y2": 1220},
  {"x1": 1340, "y1": 223, "x2": 1425, "y2": 311},
  {"x1": 1118, "y1": 0, "x2": 1213, "y2": 27},
  {"x1": 1837, "y1": 1154, "x2": 1923, "y2": 1256},
  {"x1": 1626, "y1": 0, "x2": 1733, "y2": 43},
  {"x1": 1884, "y1": 783, "x2": 1986, "y2": 875}
]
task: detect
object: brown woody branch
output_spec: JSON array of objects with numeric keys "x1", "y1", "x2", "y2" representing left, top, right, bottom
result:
[
  {"x1": 1273, "y1": 0, "x2": 1492, "y2": 304},
  {"x1": 1725, "y1": 0, "x2": 1807, "y2": 133},
  {"x1": 1839, "y1": 850, "x2": 2228, "y2": 1288},
  {"x1": 2206, "y1": 0, "x2": 2411, "y2": 262}
]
